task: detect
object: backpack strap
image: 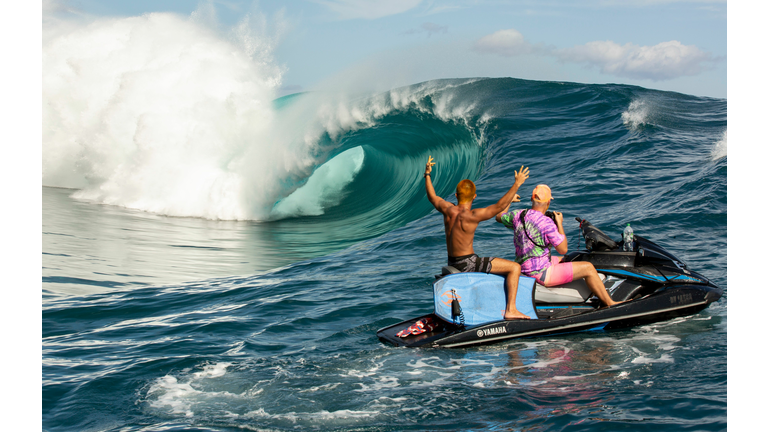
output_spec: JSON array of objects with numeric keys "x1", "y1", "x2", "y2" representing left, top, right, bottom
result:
[{"x1": 520, "y1": 209, "x2": 547, "y2": 248}]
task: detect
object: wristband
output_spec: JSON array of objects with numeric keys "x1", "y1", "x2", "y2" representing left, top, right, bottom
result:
[{"x1": 424, "y1": 173, "x2": 430, "y2": 178}]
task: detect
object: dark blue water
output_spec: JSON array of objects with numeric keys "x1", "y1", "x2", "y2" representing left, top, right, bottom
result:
[{"x1": 43, "y1": 78, "x2": 727, "y2": 431}]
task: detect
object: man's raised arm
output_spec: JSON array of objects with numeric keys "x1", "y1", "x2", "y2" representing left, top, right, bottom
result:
[
  {"x1": 475, "y1": 166, "x2": 529, "y2": 220},
  {"x1": 424, "y1": 156, "x2": 452, "y2": 213}
]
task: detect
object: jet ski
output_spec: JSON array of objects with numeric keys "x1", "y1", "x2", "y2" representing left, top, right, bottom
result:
[{"x1": 377, "y1": 217, "x2": 723, "y2": 348}]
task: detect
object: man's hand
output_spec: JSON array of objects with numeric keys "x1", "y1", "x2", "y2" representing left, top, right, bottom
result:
[
  {"x1": 514, "y1": 166, "x2": 530, "y2": 186},
  {"x1": 425, "y1": 155, "x2": 452, "y2": 213},
  {"x1": 510, "y1": 194, "x2": 521, "y2": 203},
  {"x1": 425, "y1": 155, "x2": 435, "y2": 177}
]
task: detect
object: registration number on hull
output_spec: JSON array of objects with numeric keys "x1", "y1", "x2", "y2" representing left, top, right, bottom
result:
[{"x1": 669, "y1": 292, "x2": 693, "y2": 305}]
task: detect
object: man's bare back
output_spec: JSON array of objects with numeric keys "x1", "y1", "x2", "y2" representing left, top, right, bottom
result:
[{"x1": 443, "y1": 205, "x2": 481, "y2": 257}]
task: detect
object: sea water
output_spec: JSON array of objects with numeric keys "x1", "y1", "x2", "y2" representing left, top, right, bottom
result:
[{"x1": 43, "y1": 10, "x2": 727, "y2": 432}]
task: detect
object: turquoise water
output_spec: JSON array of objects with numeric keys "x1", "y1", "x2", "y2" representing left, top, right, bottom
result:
[{"x1": 43, "y1": 78, "x2": 727, "y2": 431}]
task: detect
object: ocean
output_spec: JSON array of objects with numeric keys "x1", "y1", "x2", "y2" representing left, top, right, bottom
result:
[
  {"x1": 42, "y1": 74, "x2": 727, "y2": 431},
  {"x1": 40, "y1": 15, "x2": 729, "y2": 430}
]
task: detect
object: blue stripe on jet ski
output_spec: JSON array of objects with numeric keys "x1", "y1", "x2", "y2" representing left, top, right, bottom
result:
[
  {"x1": 587, "y1": 323, "x2": 608, "y2": 331},
  {"x1": 530, "y1": 321, "x2": 607, "y2": 338},
  {"x1": 598, "y1": 269, "x2": 701, "y2": 283}
]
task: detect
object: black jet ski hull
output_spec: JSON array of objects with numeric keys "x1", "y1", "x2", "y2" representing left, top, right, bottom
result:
[
  {"x1": 377, "y1": 283, "x2": 722, "y2": 348},
  {"x1": 379, "y1": 217, "x2": 723, "y2": 349}
]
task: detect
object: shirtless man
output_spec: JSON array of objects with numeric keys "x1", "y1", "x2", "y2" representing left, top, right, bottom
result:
[{"x1": 424, "y1": 156, "x2": 531, "y2": 320}]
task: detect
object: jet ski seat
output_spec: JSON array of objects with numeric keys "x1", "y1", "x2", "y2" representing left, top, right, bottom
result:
[
  {"x1": 442, "y1": 266, "x2": 462, "y2": 275},
  {"x1": 534, "y1": 278, "x2": 594, "y2": 303}
]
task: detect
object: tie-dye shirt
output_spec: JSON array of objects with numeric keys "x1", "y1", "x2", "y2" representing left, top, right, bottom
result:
[{"x1": 498, "y1": 209, "x2": 565, "y2": 276}]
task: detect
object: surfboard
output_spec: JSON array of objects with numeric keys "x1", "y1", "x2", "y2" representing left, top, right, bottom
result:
[{"x1": 433, "y1": 273, "x2": 538, "y2": 326}]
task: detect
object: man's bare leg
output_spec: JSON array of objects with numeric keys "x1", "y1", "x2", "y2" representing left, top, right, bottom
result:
[
  {"x1": 570, "y1": 262, "x2": 622, "y2": 307},
  {"x1": 490, "y1": 258, "x2": 530, "y2": 320}
]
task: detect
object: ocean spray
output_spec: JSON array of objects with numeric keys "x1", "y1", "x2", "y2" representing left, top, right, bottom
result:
[{"x1": 43, "y1": 8, "x2": 297, "y2": 220}]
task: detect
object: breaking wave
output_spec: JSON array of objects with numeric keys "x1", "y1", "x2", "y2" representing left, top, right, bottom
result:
[{"x1": 42, "y1": 7, "x2": 485, "y2": 223}]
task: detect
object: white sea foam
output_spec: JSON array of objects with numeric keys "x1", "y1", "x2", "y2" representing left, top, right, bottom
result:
[
  {"x1": 192, "y1": 362, "x2": 232, "y2": 379},
  {"x1": 43, "y1": 6, "x2": 288, "y2": 220},
  {"x1": 147, "y1": 375, "x2": 198, "y2": 417},
  {"x1": 298, "y1": 382, "x2": 342, "y2": 393},
  {"x1": 629, "y1": 330, "x2": 682, "y2": 351},
  {"x1": 244, "y1": 407, "x2": 380, "y2": 422},
  {"x1": 621, "y1": 99, "x2": 651, "y2": 130},
  {"x1": 146, "y1": 361, "x2": 342, "y2": 424},
  {"x1": 146, "y1": 362, "x2": 243, "y2": 418},
  {"x1": 711, "y1": 129, "x2": 727, "y2": 160},
  {"x1": 631, "y1": 353, "x2": 674, "y2": 364}
]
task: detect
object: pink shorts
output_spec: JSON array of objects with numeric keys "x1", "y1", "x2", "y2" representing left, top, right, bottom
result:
[{"x1": 533, "y1": 257, "x2": 574, "y2": 287}]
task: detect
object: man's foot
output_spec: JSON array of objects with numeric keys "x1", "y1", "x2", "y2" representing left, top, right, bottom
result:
[
  {"x1": 599, "y1": 300, "x2": 626, "y2": 309},
  {"x1": 503, "y1": 310, "x2": 531, "y2": 320}
]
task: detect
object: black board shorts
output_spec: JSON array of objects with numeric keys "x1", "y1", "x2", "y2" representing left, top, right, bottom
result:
[{"x1": 447, "y1": 254, "x2": 495, "y2": 274}]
